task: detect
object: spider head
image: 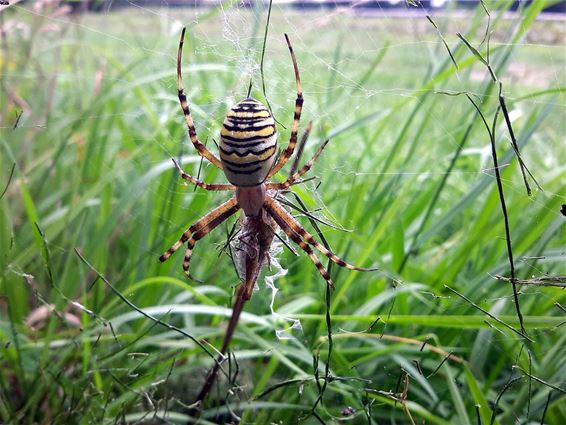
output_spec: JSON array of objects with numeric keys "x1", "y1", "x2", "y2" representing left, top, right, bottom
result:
[{"x1": 219, "y1": 98, "x2": 277, "y2": 187}]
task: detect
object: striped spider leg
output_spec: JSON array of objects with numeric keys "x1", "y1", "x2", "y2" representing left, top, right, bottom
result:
[
  {"x1": 159, "y1": 28, "x2": 376, "y2": 408},
  {"x1": 263, "y1": 135, "x2": 377, "y2": 290},
  {"x1": 264, "y1": 196, "x2": 378, "y2": 289},
  {"x1": 267, "y1": 33, "x2": 303, "y2": 179},
  {"x1": 159, "y1": 195, "x2": 240, "y2": 277},
  {"x1": 177, "y1": 27, "x2": 224, "y2": 170}
]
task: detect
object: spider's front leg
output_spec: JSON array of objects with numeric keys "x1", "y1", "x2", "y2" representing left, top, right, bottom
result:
[
  {"x1": 159, "y1": 197, "x2": 240, "y2": 277},
  {"x1": 263, "y1": 196, "x2": 377, "y2": 289}
]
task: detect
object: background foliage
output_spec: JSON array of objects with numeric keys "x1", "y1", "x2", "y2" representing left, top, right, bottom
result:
[{"x1": 0, "y1": 0, "x2": 565, "y2": 423}]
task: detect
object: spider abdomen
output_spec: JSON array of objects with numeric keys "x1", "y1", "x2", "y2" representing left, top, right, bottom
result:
[{"x1": 220, "y1": 98, "x2": 277, "y2": 187}]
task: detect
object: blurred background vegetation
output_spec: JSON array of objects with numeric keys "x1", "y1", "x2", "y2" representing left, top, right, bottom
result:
[{"x1": 0, "y1": 0, "x2": 565, "y2": 423}]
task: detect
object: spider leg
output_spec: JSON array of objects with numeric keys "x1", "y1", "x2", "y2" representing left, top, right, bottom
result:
[
  {"x1": 289, "y1": 120, "x2": 313, "y2": 176},
  {"x1": 171, "y1": 158, "x2": 235, "y2": 191},
  {"x1": 264, "y1": 197, "x2": 377, "y2": 272},
  {"x1": 263, "y1": 202, "x2": 334, "y2": 288},
  {"x1": 181, "y1": 237, "x2": 198, "y2": 275},
  {"x1": 267, "y1": 33, "x2": 303, "y2": 179},
  {"x1": 266, "y1": 138, "x2": 329, "y2": 191},
  {"x1": 159, "y1": 197, "x2": 240, "y2": 274},
  {"x1": 177, "y1": 28, "x2": 223, "y2": 170}
]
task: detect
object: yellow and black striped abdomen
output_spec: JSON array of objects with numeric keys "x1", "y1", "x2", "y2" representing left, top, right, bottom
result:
[{"x1": 220, "y1": 98, "x2": 277, "y2": 187}]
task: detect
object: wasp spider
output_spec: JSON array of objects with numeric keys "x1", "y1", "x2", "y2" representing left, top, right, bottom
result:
[{"x1": 159, "y1": 28, "x2": 376, "y2": 299}]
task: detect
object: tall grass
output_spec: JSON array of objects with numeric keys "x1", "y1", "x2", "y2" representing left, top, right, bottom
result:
[{"x1": 1, "y1": 1, "x2": 565, "y2": 424}]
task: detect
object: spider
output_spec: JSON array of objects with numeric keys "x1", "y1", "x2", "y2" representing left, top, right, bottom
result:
[
  {"x1": 159, "y1": 28, "x2": 376, "y2": 404},
  {"x1": 160, "y1": 28, "x2": 375, "y2": 294}
]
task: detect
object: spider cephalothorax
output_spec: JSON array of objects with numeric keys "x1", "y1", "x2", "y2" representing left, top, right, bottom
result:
[{"x1": 158, "y1": 28, "x2": 376, "y2": 405}]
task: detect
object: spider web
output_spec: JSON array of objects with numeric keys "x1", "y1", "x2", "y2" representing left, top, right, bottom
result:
[
  {"x1": 10, "y1": 0, "x2": 566, "y2": 339},
  {"x1": 3, "y1": 0, "x2": 565, "y2": 422}
]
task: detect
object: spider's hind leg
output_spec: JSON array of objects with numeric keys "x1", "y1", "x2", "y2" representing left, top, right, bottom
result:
[
  {"x1": 267, "y1": 33, "x2": 304, "y2": 178},
  {"x1": 177, "y1": 27, "x2": 224, "y2": 170}
]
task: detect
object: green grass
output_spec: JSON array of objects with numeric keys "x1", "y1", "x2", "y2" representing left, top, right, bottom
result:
[{"x1": 1, "y1": 1, "x2": 565, "y2": 424}]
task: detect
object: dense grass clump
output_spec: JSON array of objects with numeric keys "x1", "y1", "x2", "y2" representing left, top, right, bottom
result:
[{"x1": 0, "y1": 1, "x2": 564, "y2": 423}]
